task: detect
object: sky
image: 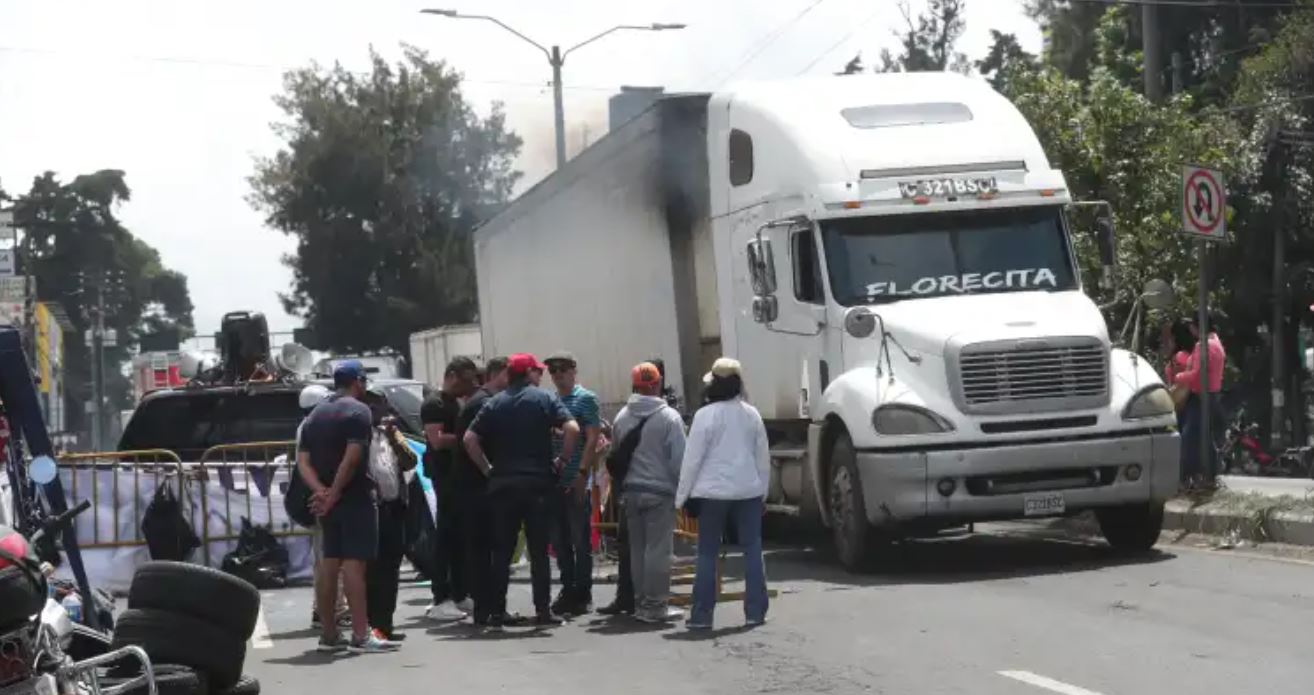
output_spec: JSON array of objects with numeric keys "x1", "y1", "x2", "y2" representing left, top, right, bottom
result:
[{"x1": 0, "y1": 0, "x2": 1042, "y2": 337}]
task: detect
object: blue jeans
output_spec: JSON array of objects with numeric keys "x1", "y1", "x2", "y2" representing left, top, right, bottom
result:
[
  {"x1": 553, "y1": 487, "x2": 594, "y2": 602},
  {"x1": 691, "y1": 497, "x2": 767, "y2": 626}
]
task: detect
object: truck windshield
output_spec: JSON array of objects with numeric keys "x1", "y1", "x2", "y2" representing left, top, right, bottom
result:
[{"x1": 821, "y1": 206, "x2": 1077, "y2": 306}]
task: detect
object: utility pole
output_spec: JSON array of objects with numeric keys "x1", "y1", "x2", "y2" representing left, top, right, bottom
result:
[
  {"x1": 550, "y1": 45, "x2": 566, "y2": 169},
  {"x1": 1143, "y1": 2, "x2": 1164, "y2": 102},
  {"x1": 1170, "y1": 51, "x2": 1184, "y2": 97},
  {"x1": 1271, "y1": 190, "x2": 1288, "y2": 449},
  {"x1": 420, "y1": 10, "x2": 684, "y2": 169}
]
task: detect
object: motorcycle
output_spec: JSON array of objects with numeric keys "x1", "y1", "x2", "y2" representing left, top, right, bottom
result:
[
  {"x1": 0, "y1": 500, "x2": 157, "y2": 695},
  {"x1": 1220, "y1": 409, "x2": 1314, "y2": 477}
]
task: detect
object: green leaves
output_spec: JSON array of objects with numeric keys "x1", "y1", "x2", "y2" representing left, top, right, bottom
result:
[
  {"x1": 250, "y1": 46, "x2": 521, "y2": 355},
  {"x1": 8, "y1": 169, "x2": 194, "y2": 418}
]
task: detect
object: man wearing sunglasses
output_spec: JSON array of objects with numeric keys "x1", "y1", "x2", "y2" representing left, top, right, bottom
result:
[{"x1": 543, "y1": 351, "x2": 602, "y2": 616}]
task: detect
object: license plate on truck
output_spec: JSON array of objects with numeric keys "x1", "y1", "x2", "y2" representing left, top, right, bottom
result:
[{"x1": 1023, "y1": 492, "x2": 1066, "y2": 517}]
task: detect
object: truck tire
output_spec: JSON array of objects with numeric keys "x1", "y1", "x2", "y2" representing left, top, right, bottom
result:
[
  {"x1": 829, "y1": 433, "x2": 888, "y2": 572},
  {"x1": 111, "y1": 608, "x2": 246, "y2": 689},
  {"x1": 128, "y1": 561, "x2": 261, "y2": 640},
  {"x1": 215, "y1": 674, "x2": 261, "y2": 695},
  {"x1": 101, "y1": 664, "x2": 207, "y2": 695},
  {"x1": 1096, "y1": 502, "x2": 1165, "y2": 552}
]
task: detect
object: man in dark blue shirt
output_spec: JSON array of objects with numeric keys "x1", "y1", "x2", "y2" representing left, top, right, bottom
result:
[
  {"x1": 464, "y1": 353, "x2": 580, "y2": 628},
  {"x1": 297, "y1": 360, "x2": 397, "y2": 653}
]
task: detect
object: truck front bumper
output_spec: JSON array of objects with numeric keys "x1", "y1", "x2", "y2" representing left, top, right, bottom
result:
[{"x1": 855, "y1": 431, "x2": 1180, "y2": 527}]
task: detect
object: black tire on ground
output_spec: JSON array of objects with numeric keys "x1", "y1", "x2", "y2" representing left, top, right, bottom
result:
[
  {"x1": 1095, "y1": 502, "x2": 1166, "y2": 552},
  {"x1": 215, "y1": 674, "x2": 261, "y2": 695},
  {"x1": 101, "y1": 664, "x2": 207, "y2": 695},
  {"x1": 111, "y1": 608, "x2": 246, "y2": 689},
  {"x1": 128, "y1": 561, "x2": 261, "y2": 640},
  {"x1": 828, "y1": 432, "x2": 890, "y2": 572}
]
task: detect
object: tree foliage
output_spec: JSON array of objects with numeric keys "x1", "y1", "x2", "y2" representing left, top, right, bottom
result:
[
  {"x1": 249, "y1": 46, "x2": 522, "y2": 355},
  {"x1": 842, "y1": 0, "x2": 970, "y2": 75},
  {"x1": 1, "y1": 170, "x2": 195, "y2": 425},
  {"x1": 976, "y1": 30, "x2": 1037, "y2": 91}
]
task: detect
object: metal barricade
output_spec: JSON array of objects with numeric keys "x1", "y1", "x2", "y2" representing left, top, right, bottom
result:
[
  {"x1": 195, "y1": 441, "x2": 303, "y2": 565},
  {"x1": 56, "y1": 450, "x2": 187, "y2": 550}
]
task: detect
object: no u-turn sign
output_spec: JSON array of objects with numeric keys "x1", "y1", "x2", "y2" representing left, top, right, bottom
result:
[{"x1": 1182, "y1": 164, "x2": 1226, "y2": 240}]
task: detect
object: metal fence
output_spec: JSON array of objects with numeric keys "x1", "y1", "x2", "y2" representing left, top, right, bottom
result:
[{"x1": 56, "y1": 442, "x2": 307, "y2": 565}]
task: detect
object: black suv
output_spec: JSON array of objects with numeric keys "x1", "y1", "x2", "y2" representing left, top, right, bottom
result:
[{"x1": 118, "y1": 379, "x2": 429, "y2": 459}]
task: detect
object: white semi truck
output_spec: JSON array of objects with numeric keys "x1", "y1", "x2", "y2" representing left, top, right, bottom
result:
[{"x1": 474, "y1": 73, "x2": 1180, "y2": 569}]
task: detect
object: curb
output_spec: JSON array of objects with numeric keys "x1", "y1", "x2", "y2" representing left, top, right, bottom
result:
[
  {"x1": 1042, "y1": 498, "x2": 1314, "y2": 547},
  {"x1": 1163, "y1": 498, "x2": 1314, "y2": 546}
]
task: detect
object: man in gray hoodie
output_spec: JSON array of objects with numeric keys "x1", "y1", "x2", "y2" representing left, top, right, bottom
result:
[{"x1": 614, "y1": 362, "x2": 688, "y2": 623}]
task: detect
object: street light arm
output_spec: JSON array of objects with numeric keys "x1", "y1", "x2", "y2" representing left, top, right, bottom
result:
[
  {"x1": 562, "y1": 23, "x2": 684, "y2": 61},
  {"x1": 421, "y1": 10, "x2": 550, "y2": 59}
]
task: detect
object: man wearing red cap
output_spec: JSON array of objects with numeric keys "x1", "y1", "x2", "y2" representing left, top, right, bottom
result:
[{"x1": 463, "y1": 353, "x2": 580, "y2": 628}]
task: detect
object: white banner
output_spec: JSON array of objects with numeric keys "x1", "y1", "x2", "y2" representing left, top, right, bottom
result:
[{"x1": 866, "y1": 267, "x2": 1059, "y2": 299}]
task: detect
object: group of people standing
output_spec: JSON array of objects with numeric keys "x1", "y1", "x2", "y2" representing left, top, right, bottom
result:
[{"x1": 296, "y1": 350, "x2": 773, "y2": 652}]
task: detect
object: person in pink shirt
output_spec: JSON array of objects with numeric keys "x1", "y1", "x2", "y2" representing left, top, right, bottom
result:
[{"x1": 1173, "y1": 315, "x2": 1226, "y2": 486}]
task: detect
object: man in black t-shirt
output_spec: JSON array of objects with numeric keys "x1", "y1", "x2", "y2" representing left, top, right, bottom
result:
[
  {"x1": 420, "y1": 357, "x2": 479, "y2": 621},
  {"x1": 454, "y1": 356, "x2": 509, "y2": 625}
]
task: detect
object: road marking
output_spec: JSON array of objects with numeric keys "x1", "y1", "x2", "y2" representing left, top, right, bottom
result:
[
  {"x1": 251, "y1": 604, "x2": 274, "y2": 650},
  {"x1": 998, "y1": 670, "x2": 1105, "y2": 695}
]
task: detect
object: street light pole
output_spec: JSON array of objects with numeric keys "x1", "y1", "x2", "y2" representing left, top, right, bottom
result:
[{"x1": 421, "y1": 10, "x2": 685, "y2": 169}]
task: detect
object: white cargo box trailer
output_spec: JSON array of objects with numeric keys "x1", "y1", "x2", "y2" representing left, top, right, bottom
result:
[{"x1": 409, "y1": 324, "x2": 483, "y2": 387}]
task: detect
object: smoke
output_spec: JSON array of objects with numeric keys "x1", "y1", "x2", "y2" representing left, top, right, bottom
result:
[{"x1": 512, "y1": 98, "x2": 608, "y2": 193}]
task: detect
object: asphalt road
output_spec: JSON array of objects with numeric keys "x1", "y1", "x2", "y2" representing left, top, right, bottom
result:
[{"x1": 245, "y1": 524, "x2": 1314, "y2": 695}]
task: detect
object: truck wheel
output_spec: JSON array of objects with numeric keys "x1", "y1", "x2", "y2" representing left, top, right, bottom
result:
[
  {"x1": 829, "y1": 433, "x2": 886, "y2": 571},
  {"x1": 1095, "y1": 503, "x2": 1165, "y2": 552}
]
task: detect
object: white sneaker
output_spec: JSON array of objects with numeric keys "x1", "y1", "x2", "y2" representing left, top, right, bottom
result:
[
  {"x1": 426, "y1": 600, "x2": 468, "y2": 622},
  {"x1": 455, "y1": 598, "x2": 475, "y2": 614}
]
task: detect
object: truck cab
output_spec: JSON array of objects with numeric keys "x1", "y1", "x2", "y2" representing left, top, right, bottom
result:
[{"x1": 709, "y1": 73, "x2": 1180, "y2": 568}]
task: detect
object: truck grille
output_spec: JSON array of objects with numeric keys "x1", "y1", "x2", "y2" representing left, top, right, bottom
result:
[{"x1": 955, "y1": 338, "x2": 1108, "y2": 415}]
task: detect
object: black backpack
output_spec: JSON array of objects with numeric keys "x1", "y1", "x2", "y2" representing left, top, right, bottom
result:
[
  {"x1": 605, "y1": 407, "x2": 663, "y2": 485},
  {"x1": 283, "y1": 464, "x2": 315, "y2": 529},
  {"x1": 140, "y1": 482, "x2": 200, "y2": 562}
]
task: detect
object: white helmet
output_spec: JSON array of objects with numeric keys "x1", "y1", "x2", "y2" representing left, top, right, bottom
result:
[{"x1": 299, "y1": 384, "x2": 331, "y2": 411}]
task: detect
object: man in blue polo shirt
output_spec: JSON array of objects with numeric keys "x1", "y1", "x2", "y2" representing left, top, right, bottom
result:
[
  {"x1": 464, "y1": 353, "x2": 580, "y2": 629},
  {"x1": 543, "y1": 351, "x2": 601, "y2": 616}
]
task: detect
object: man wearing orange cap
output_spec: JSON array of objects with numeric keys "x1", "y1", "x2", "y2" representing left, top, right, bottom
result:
[{"x1": 610, "y1": 362, "x2": 688, "y2": 623}]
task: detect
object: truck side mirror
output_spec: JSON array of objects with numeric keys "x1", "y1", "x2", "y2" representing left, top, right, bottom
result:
[
  {"x1": 752, "y1": 295, "x2": 778, "y2": 324},
  {"x1": 747, "y1": 237, "x2": 777, "y2": 296},
  {"x1": 1094, "y1": 211, "x2": 1116, "y2": 290}
]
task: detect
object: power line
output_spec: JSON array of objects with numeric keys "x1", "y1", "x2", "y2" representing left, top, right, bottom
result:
[
  {"x1": 1068, "y1": 0, "x2": 1314, "y2": 9},
  {"x1": 710, "y1": 0, "x2": 829, "y2": 88},
  {"x1": 0, "y1": 45, "x2": 619, "y2": 93},
  {"x1": 795, "y1": 9, "x2": 884, "y2": 76}
]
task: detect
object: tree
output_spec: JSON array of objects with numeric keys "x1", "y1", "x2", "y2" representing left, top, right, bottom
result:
[
  {"x1": 250, "y1": 46, "x2": 521, "y2": 356},
  {"x1": 837, "y1": 54, "x2": 865, "y2": 75},
  {"x1": 976, "y1": 30, "x2": 1038, "y2": 91},
  {"x1": 4, "y1": 170, "x2": 195, "y2": 429},
  {"x1": 1000, "y1": 62, "x2": 1244, "y2": 346},
  {"x1": 875, "y1": 0, "x2": 971, "y2": 74}
]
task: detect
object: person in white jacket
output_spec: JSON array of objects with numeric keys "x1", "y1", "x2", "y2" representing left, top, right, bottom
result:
[{"x1": 674, "y1": 357, "x2": 769, "y2": 629}]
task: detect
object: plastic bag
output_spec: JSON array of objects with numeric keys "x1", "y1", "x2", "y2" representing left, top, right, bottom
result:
[{"x1": 221, "y1": 517, "x2": 289, "y2": 589}]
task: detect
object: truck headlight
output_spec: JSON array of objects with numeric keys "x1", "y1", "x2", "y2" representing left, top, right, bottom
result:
[
  {"x1": 1122, "y1": 385, "x2": 1175, "y2": 420},
  {"x1": 873, "y1": 404, "x2": 954, "y2": 435}
]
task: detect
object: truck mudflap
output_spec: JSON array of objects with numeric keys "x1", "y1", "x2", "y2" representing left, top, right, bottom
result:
[{"x1": 854, "y1": 431, "x2": 1180, "y2": 527}]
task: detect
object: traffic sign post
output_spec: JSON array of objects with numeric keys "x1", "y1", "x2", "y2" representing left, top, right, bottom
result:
[{"x1": 1181, "y1": 164, "x2": 1226, "y2": 483}]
